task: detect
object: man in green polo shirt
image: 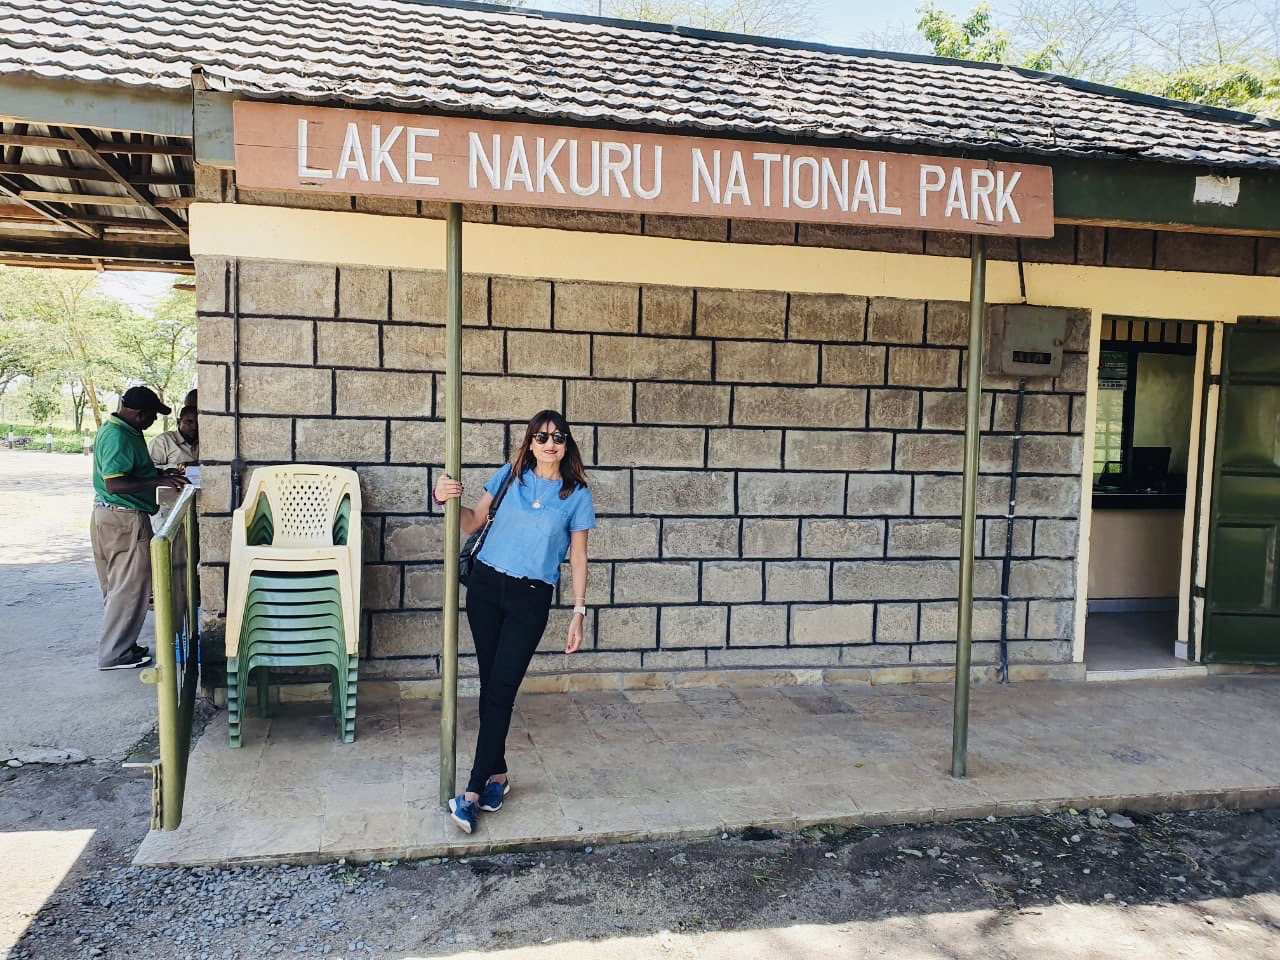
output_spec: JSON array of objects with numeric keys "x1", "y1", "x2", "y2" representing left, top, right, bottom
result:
[{"x1": 92, "y1": 386, "x2": 188, "y2": 670}]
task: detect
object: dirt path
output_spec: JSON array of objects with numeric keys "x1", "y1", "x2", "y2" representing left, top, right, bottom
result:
[{"x1": 0, "y1": 450, "x2": 156, "y2": 763}]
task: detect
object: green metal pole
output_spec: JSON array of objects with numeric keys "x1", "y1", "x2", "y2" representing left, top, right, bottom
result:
[
  {"x1": 148, "y1": 533, "x2": 181, "y2": 828},
  {"x1": 178, "y1": 499, "x2": 200, "y2": 788},
  {"x1": 439, "y1": 203, "x2": 463, "y2": 806},
  {"x1": 951, "y1": 235, "x2": 987, "y2": 779}
]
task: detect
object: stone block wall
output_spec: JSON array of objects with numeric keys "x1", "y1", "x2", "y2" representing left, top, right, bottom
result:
[{"x1": 195, "y1": 251, "x2": 1087, "y2": 682}]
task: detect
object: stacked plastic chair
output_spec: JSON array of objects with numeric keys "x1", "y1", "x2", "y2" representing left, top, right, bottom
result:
[{"x1": 224, "y1": 465, "x2": 362, "y2": 747}]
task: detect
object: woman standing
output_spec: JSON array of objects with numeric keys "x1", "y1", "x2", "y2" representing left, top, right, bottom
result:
[{"x1": 432, "y1": 410, "x2": 595, "y2": 833}]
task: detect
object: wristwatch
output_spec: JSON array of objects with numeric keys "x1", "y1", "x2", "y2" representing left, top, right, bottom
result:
[{"x1": 572, "y1": 605, "x2": 587, "y2": 617}]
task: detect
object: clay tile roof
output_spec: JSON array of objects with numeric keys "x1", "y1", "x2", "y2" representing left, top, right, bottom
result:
[{"x1": 4, "y1": 0, "x2": 1280, "y2": 169}]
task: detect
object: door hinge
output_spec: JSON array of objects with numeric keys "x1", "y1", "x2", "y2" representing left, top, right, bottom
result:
[
  {"x1": 1192, "y1": 584, "x2": 1207, "y2": 598},
  {"x1": 1207, "y1": 374, "x2": 1223, "y2": 386}
]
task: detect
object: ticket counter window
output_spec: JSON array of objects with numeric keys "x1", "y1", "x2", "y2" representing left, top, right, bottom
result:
[{"x1": 1093, "y1": 342, "x2": 1196, "y2": 509}]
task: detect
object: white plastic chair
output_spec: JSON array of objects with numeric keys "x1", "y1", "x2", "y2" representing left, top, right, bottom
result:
[{"x1": 224, "y1": 465, "x2": 362, "y2": 659}]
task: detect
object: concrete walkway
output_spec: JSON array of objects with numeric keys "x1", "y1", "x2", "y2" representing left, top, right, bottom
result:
[{"x1": 134, "y1": 674, "x2": 1280, "y2": 867}]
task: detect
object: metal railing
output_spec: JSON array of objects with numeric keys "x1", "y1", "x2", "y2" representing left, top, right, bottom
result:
[{"x1": 139, "y1": 484, "x2": 201, "y2": 830}]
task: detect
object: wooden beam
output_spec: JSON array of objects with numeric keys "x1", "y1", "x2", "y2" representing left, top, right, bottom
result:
[
  {"x1": 0, "y1": 133, "x2": 78, "y2": 151},
  {"x1": 0, "y1": 161, "x2": 117, "y2": 183},
  {"x1": 0, "y1": 202, "x2": 44, "y2": 220},
  {"x1": 0, "y1": 255, "x2": 193, "y2": 273},
  {"x1": 59, "y1": 127, "x2": 189, "y2": 239},
  {"x1": 85, "y1": 137, "x2": 194, "y2": 158},
  {"x1": 0, "y1": 176, "x2": 99, "y2": 239},
  {"x1": 38, "y1": 212, "x2": 171, "y2": 229},
  {"x1": 19, "y1": 191, "x2": 144, "y2": 207},
  {"x1": 152, "y1": 196, "x2": 194, "y2": 209},
  {"x1": 0, "y1": 235, "x2": 190, "y2": 263},
  {"x1": 102, "y1": 224, "x2": 186, "y2": 236}
]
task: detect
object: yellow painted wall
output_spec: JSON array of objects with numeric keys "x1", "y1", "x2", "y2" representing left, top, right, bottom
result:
[
  {"x1": 1088, "y1": 509, "x2": 1184, "y2": 599},
  {"x1": 190, "y1": 204, "x2": 1280, "y2": 322}
]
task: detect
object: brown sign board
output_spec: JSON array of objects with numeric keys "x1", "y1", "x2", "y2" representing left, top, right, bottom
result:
[{"x1": 234, "y1": 102, "x2": 1054, "y2": 238}]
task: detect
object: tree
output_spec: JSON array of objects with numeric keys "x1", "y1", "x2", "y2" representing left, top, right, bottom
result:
[
  {"x1": 919, "y1": 2, "x2": 1011, "y2": 63},
  {"x1": 1124, "y1": 0, "x2": 1280, "y2": 114},
  {"x1": 917, "y1": 2, "x2": 1055, "y2": 70},
  {"x1": 915, "y1": 0, "x2": 1280, "y2": 116},
  {"x1": 0, "y1": 319, "x2": 32, "y2": 395},
  {"x1": 106, "y1": 286, "x2": 197, "y2": 432},
  {"x1": 0, "y1": 267, "x2": 117, "y2": 430},
  {"x1": 23, "y1": 379, "x2": 60, "y2": 426},
  {"x1": 1128, "y1": 60, "x2": 1280, "y2": 113},
  {"x1": 1003, "y1": 0, "x2": 1139, "y2": 82},
  {"x1": 0, "y1": 269, "x2": 196, "y2": 433}
]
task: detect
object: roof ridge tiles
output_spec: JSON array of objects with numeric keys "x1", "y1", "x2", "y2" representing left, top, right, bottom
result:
[{"x1": 4, "y1": 0, "x2": 1279, "y2": 169}]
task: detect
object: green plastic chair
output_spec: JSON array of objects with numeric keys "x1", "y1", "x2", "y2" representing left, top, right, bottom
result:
[{"x1": 227, "y1": 568, "x2": 358, "y2": 747}]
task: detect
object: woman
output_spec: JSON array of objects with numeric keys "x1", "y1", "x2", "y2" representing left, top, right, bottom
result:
[{"x1": 432, "y1": 410, "x2": 595, "y2": 833}]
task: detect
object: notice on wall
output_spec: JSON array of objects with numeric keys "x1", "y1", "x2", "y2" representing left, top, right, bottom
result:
[{"x1": 233, "y1": 102, "x2": 1054, "y2": 238}]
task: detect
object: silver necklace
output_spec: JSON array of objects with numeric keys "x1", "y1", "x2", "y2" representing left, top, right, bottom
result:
[{"x1": 531, "y1": 473, "x2": 555, "y2": 509}]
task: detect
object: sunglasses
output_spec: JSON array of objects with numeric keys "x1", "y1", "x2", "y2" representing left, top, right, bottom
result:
[{"x1": 533, "y1": 431, "x2": 568, "y2": 445}]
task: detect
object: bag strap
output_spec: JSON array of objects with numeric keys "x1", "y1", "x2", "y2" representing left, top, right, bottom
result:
[
  {"x1": 465, "y1": 465, "x2": 520, "y2": 561},
  {"x1": 487, "y1": 463, "x2": 519, "y2": 519}
]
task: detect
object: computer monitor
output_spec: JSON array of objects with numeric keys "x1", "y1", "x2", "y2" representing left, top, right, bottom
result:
[{"x1": 1130, "y1": 446, "x2": 1171, "y2": 491}]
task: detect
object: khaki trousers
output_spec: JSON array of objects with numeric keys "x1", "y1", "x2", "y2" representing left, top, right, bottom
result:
[{"x1": 91, "y1": 506, "x2": 153, "y2": 667}]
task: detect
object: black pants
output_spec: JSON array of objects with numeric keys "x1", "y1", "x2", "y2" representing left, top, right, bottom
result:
[{"x1": 464, "y1": 561, "x2": 553, "y2": 796}]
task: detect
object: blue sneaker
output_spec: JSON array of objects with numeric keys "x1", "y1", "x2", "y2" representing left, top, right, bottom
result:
[
  {"x1": 448, "y1": 795, "x2": 478, "y2": 834},
  {"x1": 478, "y1": 778, "x2": 511, "y2": 812}
]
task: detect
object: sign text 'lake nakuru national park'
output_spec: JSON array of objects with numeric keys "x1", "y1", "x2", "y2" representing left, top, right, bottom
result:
[{"x1": 233, "y1": 102, "x2": 1055, "y2": 238}]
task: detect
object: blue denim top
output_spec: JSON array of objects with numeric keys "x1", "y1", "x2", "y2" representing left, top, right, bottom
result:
[{"x1": 476, "y1": 463, "x2": 595, "y2": 585}]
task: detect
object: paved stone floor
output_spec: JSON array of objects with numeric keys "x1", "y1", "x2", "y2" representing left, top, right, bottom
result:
[{"x1": 134, "y1": 674, "x2": 1280, "y2": 867}]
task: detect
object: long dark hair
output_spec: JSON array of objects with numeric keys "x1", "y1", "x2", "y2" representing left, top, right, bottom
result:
[{"x1": 511, "y1": 409, "x2": 587, "y2": 500}]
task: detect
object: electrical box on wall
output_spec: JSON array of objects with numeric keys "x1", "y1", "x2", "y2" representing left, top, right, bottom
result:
[{"x1": 987, "y1": 305, "x2": 1068, "y2": 377}]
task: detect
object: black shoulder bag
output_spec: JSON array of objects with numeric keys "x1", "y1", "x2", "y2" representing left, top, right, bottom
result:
[{"x1": 458, "y1": 466, "x2": 518, "y2": 585}]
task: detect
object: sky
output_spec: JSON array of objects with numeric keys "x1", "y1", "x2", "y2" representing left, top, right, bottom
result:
[
  {"x1": 804, "y1": 1, "x2": 970, "y2": 49},
  {"x1": 527, "y1": 0, "x2": 1200, "y2": 52},
  {"x1": 529, "y1": 0, "x2": 975, "y2": 48},
  {"x1": 97, "y1": 272, "x2": 179, "y2": 311}
]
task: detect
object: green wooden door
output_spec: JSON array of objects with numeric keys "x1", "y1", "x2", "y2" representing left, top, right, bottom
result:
[{"x1": 1204, "y1": 327, "x2": 1280, "y2": 663}]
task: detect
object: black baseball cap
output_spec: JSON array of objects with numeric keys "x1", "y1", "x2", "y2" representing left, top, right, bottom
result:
[{"x1": 120, "y1": 386, "x2": 172, "y2": 415}]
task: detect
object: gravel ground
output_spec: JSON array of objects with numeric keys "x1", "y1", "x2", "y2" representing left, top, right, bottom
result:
[{"x1": 3, "y1": 760, "x2": 1279, "y2": 960}]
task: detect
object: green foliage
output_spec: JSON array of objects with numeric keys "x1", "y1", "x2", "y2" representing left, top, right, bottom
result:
[
  {"x1": 23, "y1": 381, "x2": 61, "y2": 426},
  {"x1": 0, "y1": 320, "x2": 32, "y2": 393},
  {"x1": 106, "y1": 288, "x2": 197, "y2": 431},
  {"x1": 0, "y1": 267, "x2": 195, "y2": 432},
  {"x1": 918, "y1": 2, "x2": 1009, "y2": 62},
  {"x1": 917, "y1": 2, "x2": 1058, "y2": 70},
  {"x1": 1128, "y1": 61, "x2": 1280, "y2": 115},
  {"x1": 1, "y1": 421, "x2": 92, "y2": 453},
  {"x1": 913, "y1": 0, "x2": 1280, "y2": 116}
]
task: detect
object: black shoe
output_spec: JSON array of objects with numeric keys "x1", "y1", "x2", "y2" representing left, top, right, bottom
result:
[
  {"x1": 130, "y1": 644, "x2": 151, "y2": 660},
  {"x1": 100, "y1": 650, "x2": 153, "y2": 671}
]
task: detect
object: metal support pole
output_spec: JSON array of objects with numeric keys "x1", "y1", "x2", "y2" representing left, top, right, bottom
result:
[
  {"x1": 439, "y1": 203, "x2": 464, "y2": 806},
  {"x1": 178, "y1": 504, "x2": 200, "y2": 764},
  {"x1": 149, "y1": 534, "x2": 181, "y2": 828},
  {"x1": 951, "y1": 235, "x2": 987, "y2": 779}
]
